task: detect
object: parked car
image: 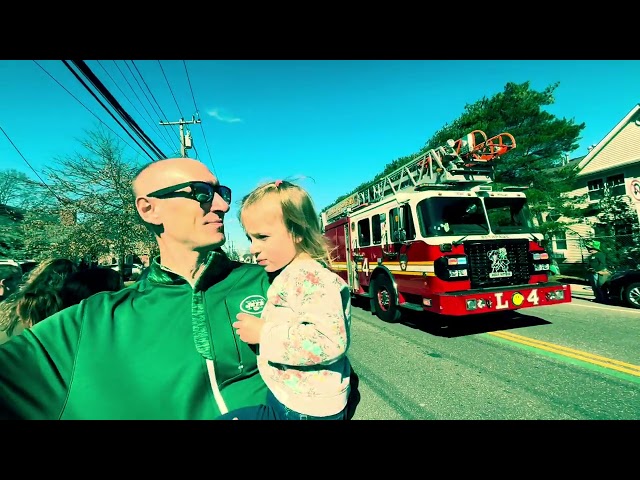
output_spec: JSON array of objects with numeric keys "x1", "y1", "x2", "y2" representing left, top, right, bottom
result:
[
  {"x1": 0, "y1": 258, "x2": 38, "y2": 280},
  {"x1": 601, "y1": 268, "x2": 640, "y2": 309}
]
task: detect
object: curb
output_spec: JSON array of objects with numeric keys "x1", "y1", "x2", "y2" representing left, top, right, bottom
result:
[{"x1": 568, "y1": 283, "x2": 594, "y2": 300}]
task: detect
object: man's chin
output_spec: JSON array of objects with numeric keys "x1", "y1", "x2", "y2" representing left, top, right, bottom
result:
[{"x1": 197, "y1": 233, "x2": 226, "y2": 251}]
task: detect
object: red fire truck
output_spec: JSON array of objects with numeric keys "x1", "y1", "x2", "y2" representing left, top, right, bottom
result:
[{"x1": 320, "y1": 129, "x2": 572, "y2": 322}]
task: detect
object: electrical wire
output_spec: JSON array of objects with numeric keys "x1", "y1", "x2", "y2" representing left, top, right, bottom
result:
[
  {"x1": 112, "y1": 60, "x2": 179, "y2": 154},
  {"x1": 62, "y1": 60, "x2": 160, "y2": 162},
  {"x1": 158, "y1": 60, "x2": 184, "y2": 119},
  {"x1": 68, "y1": 60, "x2": 167, "y2": 160},
  {"x1": 183, "y1": 60, "x2": 218, "y2": 176},
  {"x1": 0, "y1": 124, "x2": 68, "y2": 205},
  {"x1": 33, "y1": 60, "x2": 152, "y2": 162},
  {"x1": 95, "y1": 60, "x2": 178, "y2": 155}
]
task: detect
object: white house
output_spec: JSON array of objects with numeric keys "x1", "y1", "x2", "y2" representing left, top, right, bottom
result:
[{"x1": 548, "y1": 103, "x2": 640, "y2": 269}]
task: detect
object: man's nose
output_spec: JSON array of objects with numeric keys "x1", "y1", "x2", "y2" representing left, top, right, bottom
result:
[{"x1": 208, "y1": 193, "x2": 230, "y2": 213}]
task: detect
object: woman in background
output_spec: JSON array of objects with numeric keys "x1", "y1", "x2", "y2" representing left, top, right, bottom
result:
[{"x1": 0, "y1": 260, "x2": 123, "y2": 345}]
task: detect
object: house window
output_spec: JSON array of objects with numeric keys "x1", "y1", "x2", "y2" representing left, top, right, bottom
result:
[
  {"x1": 554, "y1": 231, "x2": 567, "y2": 250},
  {"x1": 606, "y1": 174, "x2": 625, "y2": 197},
  {"x1": 587, "y1": 178, "x2": 604, "y2": 201}
]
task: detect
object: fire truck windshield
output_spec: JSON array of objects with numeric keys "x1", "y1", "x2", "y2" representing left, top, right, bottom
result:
[
  {"x1": 484, "y1": 196, "x2": 536, "y2": 234},
  {"x1": 417, "y1": 196, "x2": 535, "y2": 237}
]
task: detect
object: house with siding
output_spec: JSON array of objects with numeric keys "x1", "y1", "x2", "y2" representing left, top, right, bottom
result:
[{"x1": 546, "y1": 103, "x2": 640, "y2": 272}]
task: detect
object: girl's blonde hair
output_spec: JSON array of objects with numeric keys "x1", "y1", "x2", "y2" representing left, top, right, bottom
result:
[
  {"x1": 0, "y1": 258, "x2": 77, "y2": 336},
  {"x1": 240, "y1": 180, "x2": 335, "y2": 267}
]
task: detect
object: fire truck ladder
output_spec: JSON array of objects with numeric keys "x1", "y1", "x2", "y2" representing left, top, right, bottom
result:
[{"x1": 324, "y1": 130, "x2": 516, "y2": 222}]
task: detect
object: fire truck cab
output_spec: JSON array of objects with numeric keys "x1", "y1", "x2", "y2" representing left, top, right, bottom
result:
[{"x1": 320, "y1": 130, "x2": 571, "y2": 322}]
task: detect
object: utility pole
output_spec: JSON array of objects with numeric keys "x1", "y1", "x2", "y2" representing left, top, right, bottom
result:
[{"x1": 159, "y1": 115, "x2": 201, "y2": 157}]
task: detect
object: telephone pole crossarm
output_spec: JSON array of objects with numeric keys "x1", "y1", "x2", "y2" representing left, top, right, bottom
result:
[{"x1": 159, "y1": 115, "x2": 202, "y2": 158}]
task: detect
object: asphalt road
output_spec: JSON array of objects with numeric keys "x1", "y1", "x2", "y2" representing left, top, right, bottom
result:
[{"x1": 348, "y1": 296, "x2": 640, "y2": 420}]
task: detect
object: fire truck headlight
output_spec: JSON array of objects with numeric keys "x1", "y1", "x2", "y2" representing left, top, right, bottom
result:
[
  {"x1": 476, "y1": 298, "x2": 486, "y2": 309},
  {"x1": 546, "y1": 290, "x2": 565, "y2": 301},
  {"x1": 466, "y1": 299, "x2": 477, "y2": 310},
  {"x1": 534, "y1": 263, "x2": 550, "y2": 271},
  {"x1": 448, "y1": 268, "x2": 468, "y2": 279}
]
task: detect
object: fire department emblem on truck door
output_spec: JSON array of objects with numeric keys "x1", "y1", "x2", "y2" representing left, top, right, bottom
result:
[
  {"x1": 488, "y1": 247, "x2": 512, "y2": 278},
  {"x1": 399, "y1": 253, "x2": 408, "y2": 271}
]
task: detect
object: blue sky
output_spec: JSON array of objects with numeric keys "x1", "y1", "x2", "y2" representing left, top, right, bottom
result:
[{"x1": 1, "y1": 60, "x2": 639, "y2": 252}]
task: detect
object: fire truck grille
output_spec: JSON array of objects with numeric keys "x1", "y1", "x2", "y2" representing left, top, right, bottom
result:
[{"x1": 465, "y1": 239, "x2": 530, "y2": 289}]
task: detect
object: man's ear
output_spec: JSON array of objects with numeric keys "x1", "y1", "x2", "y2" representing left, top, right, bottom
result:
[{"x1": 136, "y1": 197, "x2": 162, "y2": 226}]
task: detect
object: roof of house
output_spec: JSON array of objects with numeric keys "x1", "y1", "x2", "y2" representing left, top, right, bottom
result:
[{"x1": 574, "y1": 103, "x2": 640, "y2": 175}]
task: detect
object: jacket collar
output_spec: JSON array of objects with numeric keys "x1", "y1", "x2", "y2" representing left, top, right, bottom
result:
[{"x1": 146, "y1": 248, "x2": 232, "y2": 291}]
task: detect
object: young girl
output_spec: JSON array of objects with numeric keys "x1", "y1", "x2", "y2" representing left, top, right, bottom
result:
[{"x1": 217, "y1": 179, "x2": 352, "y2": 420}]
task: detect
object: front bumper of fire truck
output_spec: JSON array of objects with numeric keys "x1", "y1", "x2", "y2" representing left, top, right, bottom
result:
[{"x1": 425, "y1": 282, "x2": 571, "y2": 316}]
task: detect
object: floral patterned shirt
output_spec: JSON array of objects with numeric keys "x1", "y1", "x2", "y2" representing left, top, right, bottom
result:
[{"x1": 258, "y1": 258, "x2": 351, "y2": 417}]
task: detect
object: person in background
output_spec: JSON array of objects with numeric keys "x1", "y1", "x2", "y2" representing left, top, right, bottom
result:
[
  {"x1": 0, "y1": 263, "x2": 22, "y2": 303},
  {"x1": 59, "y1": 267, "x2": 124, "y2": 308},
  {"x1": 0, "y1": 258, "x2": 77, "y2": 343},
  {"x1": 217, "y1": 179, "x2": 352, "y2": 420},
  {"x1": 586, "y1": 240, "x2": 608, "y2": 303}
]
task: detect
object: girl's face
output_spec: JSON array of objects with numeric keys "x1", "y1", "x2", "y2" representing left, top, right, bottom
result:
[{"x1": 242, "y1": 199, "x2": 300, "y2": 273}]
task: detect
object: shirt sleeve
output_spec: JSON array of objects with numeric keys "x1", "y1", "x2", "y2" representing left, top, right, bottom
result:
[
  {"x1": 258, "y1": 268, "x2": 350, "y2": 367},
  {"x1": 0, "y1": 306, "x2": 83, "y2": 419}
]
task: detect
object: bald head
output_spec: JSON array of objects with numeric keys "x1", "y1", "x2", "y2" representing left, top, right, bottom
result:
[{"x1": 133, "y1": 158, "x2": 216, "y2": 198}]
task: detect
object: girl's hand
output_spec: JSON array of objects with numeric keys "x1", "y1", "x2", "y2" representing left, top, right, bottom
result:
[{"x1": 233, "y1": 313, "x2": 265, "y2": 344}]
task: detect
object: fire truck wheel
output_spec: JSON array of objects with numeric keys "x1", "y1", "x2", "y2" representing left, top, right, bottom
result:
[{"x1": 372, "y1": 276, "x2": 401, "y2": 323}]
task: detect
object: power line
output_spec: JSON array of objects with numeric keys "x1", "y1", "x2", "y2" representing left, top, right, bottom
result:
[
  {"x1": 158, "y1": 60, "x2": 184, "y2": 119},
  {"x1": 68, "y1": 60, "x2": 167, "y2": 160},
  {"x1": 95, "y1": 60, "x2": 178, "y2": 155},
  {"x1": 130, "y1": 60, "x2": 180, "y2": 149},
  {"x1": 124, "y1": 61, "x2": 178, "y2": 155},
  {"x1": 112, "y1": 60, "x2": 179, "y2": 155},
  {"x1": 33, "y1": 60, "x2": 151, "y2": 161},
  {"x1": 0, "y1": 124, "x2": 68, "y2": 205},
  {"x1": 182, "y1": 60, "x2": 218, "y2": 176},
  {"x1": 62, "y1": 61, "x2": 159, "y2": 162}
]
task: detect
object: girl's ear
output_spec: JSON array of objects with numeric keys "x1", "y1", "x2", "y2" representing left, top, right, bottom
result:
[{"x1": 295, "y1": 235, "x2": 303, "y2": 244}]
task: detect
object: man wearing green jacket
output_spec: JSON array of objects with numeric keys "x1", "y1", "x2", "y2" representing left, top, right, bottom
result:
[{"x1": 0, "y1": 158, "x2": 278, "y2": 419}]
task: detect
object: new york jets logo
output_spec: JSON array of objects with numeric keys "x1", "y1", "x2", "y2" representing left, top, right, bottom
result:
[{"x1": 240, "y1": 295, "x2": 266, "y2": 314}]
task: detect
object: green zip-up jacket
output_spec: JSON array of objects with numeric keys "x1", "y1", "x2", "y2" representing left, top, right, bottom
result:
[{"x1": 0, "y1": 251, "x2": 272, "y2": 420}]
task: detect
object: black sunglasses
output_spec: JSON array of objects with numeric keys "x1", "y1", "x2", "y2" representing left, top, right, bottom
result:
[{"x1": 146, "y1": 181, "x2": 232, "y2": 204}]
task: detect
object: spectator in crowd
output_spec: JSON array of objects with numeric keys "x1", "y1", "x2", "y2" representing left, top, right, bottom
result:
[
  {"x1": 59, "y1": 266, "x2": 124, "y2": 308},
  {"x1": 586, "y1": 241, "x2": 609, "y2": 303},
  {"x1": 0, "y1": 263, "x2": 22, "y2": 303},
  {"x1": 0, "y1": 258, "x2": 77, "y2": 342}
]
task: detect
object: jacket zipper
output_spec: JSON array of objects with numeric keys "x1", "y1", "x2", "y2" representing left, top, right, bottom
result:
[
  {"x1": 205, "y1": 359, "x2": 229, "y2": 415},
  {"x1": 200, "y1": 290, "x2": 232, "y2": 415}
]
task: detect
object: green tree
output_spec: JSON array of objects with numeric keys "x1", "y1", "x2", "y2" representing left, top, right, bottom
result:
[
  {"x1": 0, "y1": 169, "x2": 32, "y2": 207},
  {"x1": 590, "y1": 189, "x2": 640, "y2": 269},
  {"x1": 323, "y1": 81, "x2": 586, "y2": 223},
  {"x1": 19, "y1": 128, "x2": 157, "y2": 279}
]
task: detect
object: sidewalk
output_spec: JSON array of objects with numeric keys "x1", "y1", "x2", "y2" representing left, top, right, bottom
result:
[{"x1": 567, "y1": 283, "x2": 594, "y2": 300}]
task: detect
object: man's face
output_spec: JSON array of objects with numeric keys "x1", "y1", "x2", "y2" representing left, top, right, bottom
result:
[
  {"x1": 138, "y1": 161, "x2": 231, "y2": 252},
  {"x1": 242, "y1": 199, "x2": 299, "y2": 273}
]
